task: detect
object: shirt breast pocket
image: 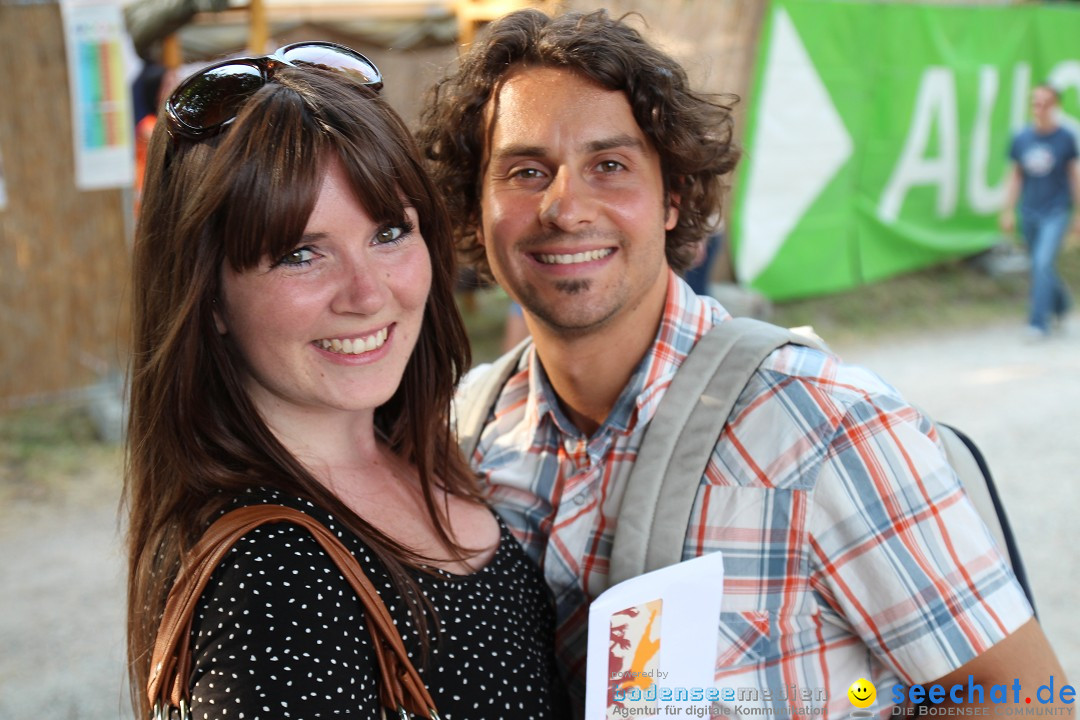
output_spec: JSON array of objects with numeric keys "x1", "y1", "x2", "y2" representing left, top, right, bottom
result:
[
  {"x1": 691, "y1": 484, "x2": 812, "y2": 674},
  {"x1": 715, "y1": 610, "x2": 772, "y2": 670}
]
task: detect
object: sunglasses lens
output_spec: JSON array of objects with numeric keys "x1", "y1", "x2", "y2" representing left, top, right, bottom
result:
[
  {"x1": 280, "y1": 43, "x2": 383, "y2": 89},
  {"x1": 165, "y1": 44, "x2": 383, "y2": 140},
  {"x1": 169, "y1": 64, "x2": 265, "y2": 133}
]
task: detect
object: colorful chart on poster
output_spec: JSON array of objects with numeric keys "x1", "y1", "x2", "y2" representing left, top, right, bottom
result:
[{"x1": 61, "y1": 0, "x2": 133, "y2": 189}]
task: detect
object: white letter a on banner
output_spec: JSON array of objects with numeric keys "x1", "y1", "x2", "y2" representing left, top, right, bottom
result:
[{"x1": 878, "y1": 67, "x2": 959, "y2": 222}]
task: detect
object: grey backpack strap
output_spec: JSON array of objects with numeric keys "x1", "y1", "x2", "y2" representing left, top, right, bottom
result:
[
  {"x1": 454, "y1": 338, "x2": 533, "y2": 463},
  {"x1": 607, "y1": 318, "x2": 819, "y2": 588}
]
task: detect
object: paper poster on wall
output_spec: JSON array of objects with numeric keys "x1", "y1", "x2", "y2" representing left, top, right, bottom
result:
[{"x1": 61, "y1": 0, "x2": 134, "y2": 190}]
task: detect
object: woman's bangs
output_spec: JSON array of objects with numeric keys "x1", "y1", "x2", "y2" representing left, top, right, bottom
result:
[
  {"x1": 212, "y1": 87, "x2": 326, "y2": 270},
  {"x1": 335, "y1": 133, "x2": 424, "y2": 229}
]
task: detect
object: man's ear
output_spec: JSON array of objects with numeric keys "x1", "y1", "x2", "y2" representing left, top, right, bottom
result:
[
  {"x1": 665, "y1": 192, "x2": 681, "y2": 231},
  {"x1": 474, "y1": 213, "x2": 486, "y2": 248}
]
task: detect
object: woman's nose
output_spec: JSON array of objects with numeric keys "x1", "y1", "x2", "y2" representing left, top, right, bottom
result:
[{"x1": 330, "y1": 258, "x2": 388, "y2": 315}]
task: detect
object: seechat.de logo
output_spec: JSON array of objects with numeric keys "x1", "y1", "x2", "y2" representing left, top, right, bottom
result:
[{"x1": 890, "y1": 675, "x2": 1075, "y2": 715}]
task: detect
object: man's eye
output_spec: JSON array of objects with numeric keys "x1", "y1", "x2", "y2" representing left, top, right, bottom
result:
[
  {"x1": 275, "y1": 247, "x2": 316, "y2": 266},
  {"x1": 597, "y1": 160, "x2": 625, "y2": 173},
  {"x1": 512, "y1": 167, "x2": 545, "y2": 180}
]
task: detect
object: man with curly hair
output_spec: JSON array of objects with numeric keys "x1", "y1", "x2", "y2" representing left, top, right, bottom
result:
[{"x1": 418, "y1": 8, "x2": 1064, "y2": 717}]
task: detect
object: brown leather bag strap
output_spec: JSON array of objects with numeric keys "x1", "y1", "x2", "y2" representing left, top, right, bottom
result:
[{"x1": 147, "y1": 504, "x2": 439, "y2": 719}]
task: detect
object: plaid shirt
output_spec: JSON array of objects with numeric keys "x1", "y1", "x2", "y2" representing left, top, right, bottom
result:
[{"x1": 471, "y1": 272, "x2": 1032, "y2": 717}]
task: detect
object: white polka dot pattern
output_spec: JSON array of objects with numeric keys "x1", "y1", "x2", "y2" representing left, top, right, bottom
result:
[{"x1": 188, "y1": 488, "x2": 565, "y2": 719}]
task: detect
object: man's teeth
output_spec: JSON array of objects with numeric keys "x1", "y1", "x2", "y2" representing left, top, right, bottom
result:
[
  {"x1": 537, "y1": 248, "x2": 613, "y2": 265},
  {"x1": 318, "y1": 327, "x2": 389, "y2": 355}
]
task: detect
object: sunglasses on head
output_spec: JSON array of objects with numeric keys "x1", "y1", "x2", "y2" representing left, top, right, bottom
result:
[{"x1": 164, "y1": 41, "x2": 383, "y2": 140}]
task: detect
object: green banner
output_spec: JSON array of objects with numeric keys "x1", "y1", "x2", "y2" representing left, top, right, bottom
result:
[{"x1": 732, "y1": 0, "x2": 1080, "y2": 300}]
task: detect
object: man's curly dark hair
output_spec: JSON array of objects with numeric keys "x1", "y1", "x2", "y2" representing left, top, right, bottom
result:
[{"x1": 416, "y1": 8, "x2": 741, "y2": 279}]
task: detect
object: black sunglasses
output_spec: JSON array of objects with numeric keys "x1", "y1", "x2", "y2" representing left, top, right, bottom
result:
[{"x1": 164, "y1": 41, "x2": 383, "y2": 140}]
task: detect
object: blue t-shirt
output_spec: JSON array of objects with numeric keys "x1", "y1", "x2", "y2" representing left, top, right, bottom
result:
[{"x1": 1009, "y1": 125, "x2": 1078, "y2": 215}]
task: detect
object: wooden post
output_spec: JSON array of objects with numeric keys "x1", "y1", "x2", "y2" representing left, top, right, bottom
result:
[
  {"x1": 455, "y1": 0, "x2": 553, "y2": 47},
  {"x1": 161, "y1": 33, "x2": 182, "y2": 69},
  {"x1": 248, "y1": 0, "x2": 268, "y2": 54}
]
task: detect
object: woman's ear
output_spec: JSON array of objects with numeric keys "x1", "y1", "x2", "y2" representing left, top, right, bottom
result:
[{"x1": 213, "y1": 300, "x2": 228, "y2": 335}]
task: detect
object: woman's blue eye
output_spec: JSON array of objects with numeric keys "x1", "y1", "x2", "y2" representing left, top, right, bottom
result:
[
  {"x1": 275, "y1": 247, "x2": 316, "y2": 266},
  {"x1": 375, "y1": 220, "x2": 413, "y2": 245},
  {"x1": 376, "y1": 227, "x2": 404, "y2": 244}
]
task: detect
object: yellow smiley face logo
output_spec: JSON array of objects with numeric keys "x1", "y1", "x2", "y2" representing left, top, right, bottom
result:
[{"x1": 848, "y1": 678, "x2": 876, "y2": 708}]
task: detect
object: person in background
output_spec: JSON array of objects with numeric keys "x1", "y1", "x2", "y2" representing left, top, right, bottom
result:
[
  {"x1": 418, "y1": 9, "x2": 1067, "y2": 717},
  {"x1": 1000, "y1": 84, "x2": 1080, "y2": 339},
  {"x1": 126, "y1": 42, "x2": 563, "y2": 719},
  {"x1": 682, "y1": 228, "x2": 723, "y2": 297},
  {"x1": 131, "y1": 60, "x2": 165, "y2": 127},
  {"x1": 131, "y1": 61, "x2": 166, "y2": 211}
]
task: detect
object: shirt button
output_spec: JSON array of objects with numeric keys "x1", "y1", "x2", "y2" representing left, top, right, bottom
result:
[{"x1": 574, "y1": 494, "x2": 586, "y2": 506}]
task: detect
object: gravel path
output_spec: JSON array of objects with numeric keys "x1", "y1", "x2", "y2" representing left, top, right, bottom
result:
[
  {"x1": 0, "y1": 471, "x2": 129, "y2": 719},
  {"x1": 0, "y1": 318, "x2": 1075, "y2": 719}
]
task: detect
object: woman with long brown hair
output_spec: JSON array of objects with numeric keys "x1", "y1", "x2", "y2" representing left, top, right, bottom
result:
[{"x1": 125, "y1": 43, "x2": 562, "y2": 719}]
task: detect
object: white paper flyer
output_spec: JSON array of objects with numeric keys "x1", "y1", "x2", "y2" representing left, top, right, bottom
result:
[{"x1": 585, "y1": 552, "x2": 724, "y2": 720}]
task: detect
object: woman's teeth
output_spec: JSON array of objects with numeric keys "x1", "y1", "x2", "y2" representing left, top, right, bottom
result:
[{"x1": 317, "y1": 327, "x2": 389, "y2": 355}]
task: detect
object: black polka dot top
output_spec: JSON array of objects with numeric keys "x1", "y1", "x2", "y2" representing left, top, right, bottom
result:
[{"x1": 188, "y1": 488, "x2": 567, "y2": 719}]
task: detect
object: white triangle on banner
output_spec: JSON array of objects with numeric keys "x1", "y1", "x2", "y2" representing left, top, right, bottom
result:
[{"x1": 738, "y1": 7, "x2": 853, "y2": 284}]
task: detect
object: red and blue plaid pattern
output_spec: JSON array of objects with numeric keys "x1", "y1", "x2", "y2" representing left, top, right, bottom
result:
[{"x1": 472, "y1": 272, "x2": 1032, "y2": 717}]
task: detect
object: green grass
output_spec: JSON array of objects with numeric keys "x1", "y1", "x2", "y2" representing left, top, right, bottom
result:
[
  {"x1": 772, "y1": 243, "x2": 1079, "y2": 345},
  {"x1": 0, "y1": 402, "x2": 121, "y2": 505},
  {"x1": 456, "y1": 283, "x2": 521, "y2": 365}
]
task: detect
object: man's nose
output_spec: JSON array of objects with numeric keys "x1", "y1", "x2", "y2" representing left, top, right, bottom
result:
[
  {"x1": 538, "y1": 168, "x2": 595, "y2": 230},
  {"x1": 331, "y1": 257, "x2": 388, "y2": 315}
]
